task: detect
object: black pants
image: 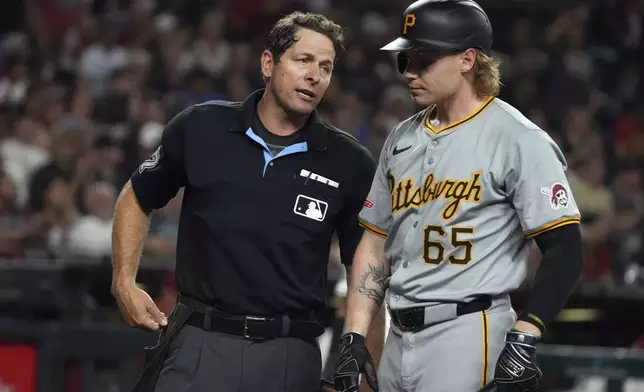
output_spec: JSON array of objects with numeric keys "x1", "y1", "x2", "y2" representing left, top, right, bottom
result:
[{"x1": 154, "y1": 325, "x2": 322, "y2": 392}]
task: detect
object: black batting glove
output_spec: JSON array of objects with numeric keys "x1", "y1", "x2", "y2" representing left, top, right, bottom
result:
[
  {"x1": 334, "y1": 332, "x2": 379, "y2": 392},
  {"x1": 493, "y1": 329, "x2": 543, "y2": 392}
]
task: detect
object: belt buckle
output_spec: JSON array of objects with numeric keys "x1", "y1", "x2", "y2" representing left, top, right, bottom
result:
[
  {"x1": 392, "y1": 311, "x2": 410, "y2": 332},
  {"x1": 243, "y1": 316, "x2": 268, "y2": 340},
  {"x1": 398, "y1": 309, "x2": 422, "y2": 332},
  {"x1": 398, "y1": 311, "x2": 413, "y2": 332}
]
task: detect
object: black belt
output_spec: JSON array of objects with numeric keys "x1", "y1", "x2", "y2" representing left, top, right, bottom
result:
[
  {"x1": 178, "y1": 295, "x2": 325, "y2": 341},
  {"x1": 390, "y1": 295, "x2": 493, "y2": 332}
]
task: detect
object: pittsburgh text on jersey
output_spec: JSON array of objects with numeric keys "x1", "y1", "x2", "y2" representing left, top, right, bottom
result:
[{"x1": 388, "y1": 171, "x2": 483, "y2": 220}]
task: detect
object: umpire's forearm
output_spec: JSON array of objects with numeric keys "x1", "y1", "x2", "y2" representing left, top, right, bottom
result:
[
  {"x1": 343, "y1": 233, "x2": 389, "y2": 336},
  {"x1": 111, "y1": 181, "x2": 151, "y2": 293}
]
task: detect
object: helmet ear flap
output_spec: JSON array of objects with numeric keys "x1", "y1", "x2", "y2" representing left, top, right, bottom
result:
[{"x1": 397, "y1": 52, "x2": 410, "y2": 74}]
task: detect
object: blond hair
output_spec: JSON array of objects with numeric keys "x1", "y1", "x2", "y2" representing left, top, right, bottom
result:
[{"x1": 471, "y1": 50, "x2": 502, "y2": 97}]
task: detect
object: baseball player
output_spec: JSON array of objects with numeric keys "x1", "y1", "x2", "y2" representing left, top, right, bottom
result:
[{"x1": 333, "y1": 1, "x2": 585, "y2": 391}]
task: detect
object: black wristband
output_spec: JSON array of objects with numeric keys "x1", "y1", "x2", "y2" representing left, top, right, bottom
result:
[{"x1": 518, "y1": 312, "x2": 546, "y2": 335}]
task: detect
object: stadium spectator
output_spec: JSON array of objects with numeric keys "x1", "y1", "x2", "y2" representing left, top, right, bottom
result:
[{"x1": 57, "y1": 181, "x2": 116, "y2": 258}]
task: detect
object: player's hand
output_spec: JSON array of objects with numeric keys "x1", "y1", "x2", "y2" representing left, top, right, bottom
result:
[
  {"x1": 334, "y1": 332, "x2": 379, "y2": 392},
  {"x1": 492, "y1": 329, "x2": 542, "y2": 392},
  {"x1": 113, "y1": 284, "x2": 168, "y2": 331}
]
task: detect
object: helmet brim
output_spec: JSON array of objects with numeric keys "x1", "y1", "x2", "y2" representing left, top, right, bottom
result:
[
  {"x1": 380, "y1": 37, "x2": 449, "y2": 56},
  {"x1": 380, "y1": 37, "x2": 415, "y2": 52}
]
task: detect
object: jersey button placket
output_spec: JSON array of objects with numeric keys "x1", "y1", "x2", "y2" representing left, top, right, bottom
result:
[
  {"x1": 425, "y1": 136, "x2": 444, "y2": 167},
  {"x1": 401, "y1": 211, "x2": 418, "y2": 269},
  {"x1": 426, "y1": 140, "x2": 437, "y2": 165}
]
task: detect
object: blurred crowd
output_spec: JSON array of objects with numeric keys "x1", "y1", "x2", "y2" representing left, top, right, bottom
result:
[{"x1": 0, "y1": 0, "x2": 643, "y2": 296}]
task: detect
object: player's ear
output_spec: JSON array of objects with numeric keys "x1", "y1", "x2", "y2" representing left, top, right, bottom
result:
[
  {"x1": 261, "y1": 50, "x2": 274, "y2": 82},
  {"x1": 460, "y1": 48, "x2": 477, "y2": 74}
]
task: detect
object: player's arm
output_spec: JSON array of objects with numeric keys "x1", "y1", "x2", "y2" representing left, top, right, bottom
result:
[
  {"x1": 335, "y1": 145, "x2": 386, "y2": 348},
  {"x1": 516, "y1": 223, "x2": 584, "y2": 336},
  {"x1": 343, "y1": 232, "x2": 390, "y2": 336},
  {"x1": 345, "y1": 265, "x2": 387, "y2": 371},
  {"x1": 504, "y1": 129, "x2": 584, "y2": 337},
  {"x1": 334, "y1": 231, "x2": 389, "y2": 392},
  {"x1": 112, "y1": 107, "x2": 191, "y2": 292},
  {"x1": 334, "y1": 140, "x2": 394, "y2": 391},
  {"x1": 336, "y1": 144, "x2": 391, "y2": 339},
  {"x1": 334, "y1": 142, "x2": 392, "y2": 391},
  {"x1": 491, "y1": 129, "x2": 584, "y2": 390}
]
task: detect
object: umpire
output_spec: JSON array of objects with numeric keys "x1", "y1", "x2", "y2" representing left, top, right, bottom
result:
[{"x1": 111, "y1": 11, "x2": 385, "y2": 392}]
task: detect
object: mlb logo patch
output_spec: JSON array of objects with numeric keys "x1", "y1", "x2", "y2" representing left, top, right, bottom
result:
[{"x1": 293, "y1": 194, "x2": 328, "y2": 222}]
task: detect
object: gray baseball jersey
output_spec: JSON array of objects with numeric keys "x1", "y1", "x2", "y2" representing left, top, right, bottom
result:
[{"x1": 359, "y1": 97, "x2": 581, "y2": 310}]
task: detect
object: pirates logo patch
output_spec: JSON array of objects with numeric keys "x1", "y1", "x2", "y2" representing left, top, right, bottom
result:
[{"x1": 540, "y1": 182, "x2": 570, "y2": 210}]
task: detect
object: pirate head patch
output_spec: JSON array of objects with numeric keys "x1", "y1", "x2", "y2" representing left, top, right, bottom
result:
[{"x1": 540, "y1": 182, "x2": 570, "y2": 210}]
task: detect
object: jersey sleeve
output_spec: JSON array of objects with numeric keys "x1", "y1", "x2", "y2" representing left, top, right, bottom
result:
[
  {"x1": 130, "y1": 107, "x2": 192, "y2": 213},
  {"x1": 336, "y1": 146, "x2": 377, "y2": 266},
  {"x1": 504, "y1": 130, "x2": 581, "y2": 238},
  {"x1": 358, "y1": 144, "x2": 392, "y2": 239}
]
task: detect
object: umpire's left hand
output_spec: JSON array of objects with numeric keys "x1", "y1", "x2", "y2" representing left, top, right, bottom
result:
[
  {"x1": 492, "y1": 329, "x2": 542, "y2": 392},
  {"x1": 334, "y1": 332, "x2": 379, "y2": 392}
]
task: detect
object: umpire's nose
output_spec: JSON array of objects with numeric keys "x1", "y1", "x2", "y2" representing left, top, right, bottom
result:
[{"x1": 305, "y1": 65, "x2": 321, "y2": 85}]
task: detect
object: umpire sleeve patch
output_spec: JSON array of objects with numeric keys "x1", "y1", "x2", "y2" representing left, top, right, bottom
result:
[{"x1": 139, "y1": 146, "x2": 162, "y2": 173}]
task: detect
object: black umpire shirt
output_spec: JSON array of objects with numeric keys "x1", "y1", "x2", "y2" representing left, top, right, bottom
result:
[{"x1": 130, "y1": 89, "x2": 376, "y2": 317}]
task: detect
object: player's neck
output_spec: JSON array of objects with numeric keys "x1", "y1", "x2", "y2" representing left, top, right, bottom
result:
[
  {"x1": 257, "y1": 90, "x2": 309, "y2": 136},
  {"x1": 432, "y1": 85, "x2": 490, "y2": 128}
]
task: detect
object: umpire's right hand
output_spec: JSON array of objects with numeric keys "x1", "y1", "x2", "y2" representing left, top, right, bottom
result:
[
  {"x1": 113, "y1": 284, "x2": 168, "y2": 331},
  {"x1": 334, "y1": 333, "x2": 379, "y2": 392}
]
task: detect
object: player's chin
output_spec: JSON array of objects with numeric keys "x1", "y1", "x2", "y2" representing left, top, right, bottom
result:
[{"x1": 409, "y1": 91, "x2": 434, "y2": 106}]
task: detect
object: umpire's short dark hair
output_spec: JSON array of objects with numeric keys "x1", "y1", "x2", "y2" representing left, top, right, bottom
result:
[{"x1": 266, "y1": 11, "x2": 345, "y2": 64}]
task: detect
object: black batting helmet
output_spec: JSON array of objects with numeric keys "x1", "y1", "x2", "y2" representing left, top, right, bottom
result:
[{"x1": 381, "y1": 0, "x2": 493, "y2": 56}]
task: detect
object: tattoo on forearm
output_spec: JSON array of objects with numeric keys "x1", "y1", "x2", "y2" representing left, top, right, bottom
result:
[{"x1": 357, "y1": 262, "x2": 389, "y2": 307}]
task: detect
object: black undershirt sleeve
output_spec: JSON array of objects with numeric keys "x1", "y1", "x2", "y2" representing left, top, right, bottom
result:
[{"x1": 517, "y1": 223, "x2": 585, "y2": 334}]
